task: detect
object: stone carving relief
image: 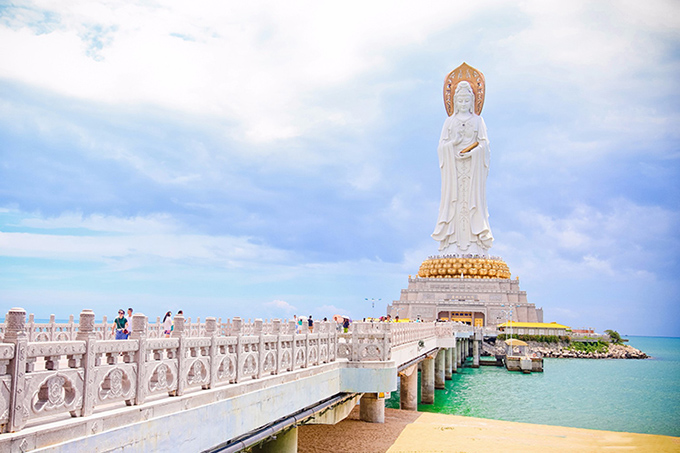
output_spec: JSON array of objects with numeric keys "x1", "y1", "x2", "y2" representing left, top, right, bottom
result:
[
  {"x1": 32, "y1": 375, "x2": 77, "y2": 413},
  {"x1": 186, "y1": 360, "x2": 208, "y2": 385},
  {"x1": 295, "y1": 349, "x2": 305, "y2": 366},
  {"x1": 242, "y1": 355, "x2": 257, "y2": 376},
  {"x1": 262, "y1": 351, "x2": 276, "y2": 373},
  {"x1": 99, "y1": 368, "x2": 133, "y2": 401},
  {"x1": 280, "y1": 350, "x2": 292, "y2": 369},
  {"x1": 149, "y1": 364, "x2": 174, "y2": 392},
  {"x1": 217, "y1": 356, "x2": 236, "y2": 381}
]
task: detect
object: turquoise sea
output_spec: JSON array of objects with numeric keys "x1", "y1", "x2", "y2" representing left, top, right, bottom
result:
[{"x1": 386, "y1": 336, "x2": 680, "y2": 437}]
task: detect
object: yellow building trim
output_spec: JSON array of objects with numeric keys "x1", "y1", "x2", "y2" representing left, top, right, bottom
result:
[{"x1": 498, "y1": 321, "x2": 570, "y2": 329}]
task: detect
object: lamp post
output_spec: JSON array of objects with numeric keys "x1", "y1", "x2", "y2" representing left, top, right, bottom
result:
[
  {"x1": 365, "y1": 298, "x2": 381, "y2": 320},
  {"x1": 500, "y1": 303, "x2": 515, "y2": 355}
]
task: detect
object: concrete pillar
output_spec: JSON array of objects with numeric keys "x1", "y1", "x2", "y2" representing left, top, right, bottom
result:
[
  {"x1": 253, "y1": 427, "x2": 298, "y2": 453},
  {"x1": 452, "y1": 342, "x2": 458, "y2": 373},
  {"x1": 360, "y1": 393, "x2": 385, "y2": 423},
  {"x1": 472, "y1": 340, "x2": 480, "y2": 368},
  {"x1": 445, "y1": 348, "x2": 453, "y2": 380},
  {"x1": 421, "y1": 357, "x2": 435, "y2": 404},
  {"x1": 435, "y1": 349, "x2": 446, "y2": 389},
  {"x1": 399, "y1": 364, "x2": 418, "y2": 411}
]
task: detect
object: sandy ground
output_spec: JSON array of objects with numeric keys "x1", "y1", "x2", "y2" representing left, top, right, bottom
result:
[{"x1": 298, "y1": 407, "x2": 680, "y2": 453}]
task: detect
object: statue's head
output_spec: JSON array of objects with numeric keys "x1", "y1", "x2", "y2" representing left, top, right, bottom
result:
[{"x1": 453, "y1": 81, "x2": 474, "y2": 115}]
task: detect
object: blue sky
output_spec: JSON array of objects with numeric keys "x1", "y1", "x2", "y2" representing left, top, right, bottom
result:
[{"x1": 1, "y1": 1, "x2": 678, "y2": 336}]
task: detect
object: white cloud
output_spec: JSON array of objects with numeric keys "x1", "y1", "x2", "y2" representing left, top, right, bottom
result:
[
  {"x1": 497, "y1": 199, "x2": 679, "y2": 281},
  {"x1": 264, "y1": 299, "x2": 296, "y2": 312},
  {"x1": 18, "y1": 211, "x2": 179, "y2": 234}
]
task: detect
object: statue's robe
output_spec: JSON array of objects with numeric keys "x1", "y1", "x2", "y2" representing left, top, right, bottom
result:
[{"x1": 432, "y1": 113, "x2": 493, "y2": 255}]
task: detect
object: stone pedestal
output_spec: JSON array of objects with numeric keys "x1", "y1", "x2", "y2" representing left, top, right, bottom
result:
[
  {"x1": 360, "y1": 393, "x2": 385, "y2": 423},
  {"x1": 387, "y1": 276, "x2": 542, "y2": 328},
  {"x1": 399, "y1": 364, "x2": 418, "y2": 411},
  {"x1": 421, "y1": 357, "x2": 435, "y2": 405}
]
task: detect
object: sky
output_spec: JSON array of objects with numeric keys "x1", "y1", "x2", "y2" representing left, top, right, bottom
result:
[{"x1": 0, "y1": 1, "x2": 678, "y2": 336}]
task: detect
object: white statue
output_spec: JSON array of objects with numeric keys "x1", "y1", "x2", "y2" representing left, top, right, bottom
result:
[{"x1": 432, "y1": 75, "x2": 493, "y2": 256}]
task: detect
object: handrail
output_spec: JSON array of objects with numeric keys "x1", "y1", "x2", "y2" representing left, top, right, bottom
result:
[{"x1": 0, "y1": 308, "x2": 461, "y2": 435}]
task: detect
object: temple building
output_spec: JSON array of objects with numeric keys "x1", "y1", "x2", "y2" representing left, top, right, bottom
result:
[{"x1": 386, "y1": 256, "x2": 543, "y2": 328}]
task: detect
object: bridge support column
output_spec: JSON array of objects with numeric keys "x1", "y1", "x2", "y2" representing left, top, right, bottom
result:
[
  {"x1": 399, "y1": 364, "x2": 418, "y2": 411},
  {"x1": 445, "y1": 348, "x2": 453, "y2": 380},
  {"x1": 473, "y1": 330, "x2": 482, "y2": 368},
  {"x1": 421, "y1": 357, "x2": 435, "y2": 404},
  {"x1": 452, "y1": 342, "x2": 458, "y2": 373},
  {"x1": 435, "y1": 349, "x2": 446, "y2": 389},
  {"x1": 253, "y1": 427, "x2": 298, "y2": 453},
  {"x1": 472, "y1": 339, "x2": 480, "y2": 368},
  {"x1": 360, "y1": 393, "x2": 385, "y2": 423}
]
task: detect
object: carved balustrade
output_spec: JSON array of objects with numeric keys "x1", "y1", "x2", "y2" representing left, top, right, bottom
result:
[
  {"x1": 0, "y1": 309, "x2": 341, "y2": 434},
  {"x1": 0, "y1": 308, "x2": 460, "y2": 435}
]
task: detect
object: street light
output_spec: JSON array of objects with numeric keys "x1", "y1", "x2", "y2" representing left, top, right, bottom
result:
[
  {"x1": 365, "y1": 298, "x2": 381, "y2": 320},
  {"x1": 500, "y1": 303, "x2": 515, "y2": 353}
]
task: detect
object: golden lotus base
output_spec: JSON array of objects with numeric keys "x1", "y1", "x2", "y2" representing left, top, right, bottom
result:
[{"x1": 417, "y1": 256, "x2": 511, "y2": 279}]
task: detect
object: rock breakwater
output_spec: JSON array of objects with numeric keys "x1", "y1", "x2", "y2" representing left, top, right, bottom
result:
[{"x1": 486, "y1": 341, "x2": 648, "y2": 359}]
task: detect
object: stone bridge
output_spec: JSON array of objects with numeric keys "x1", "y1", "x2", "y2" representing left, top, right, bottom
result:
[{"x1": 0, "y1": 308, "x2": 481, "y2": 452}]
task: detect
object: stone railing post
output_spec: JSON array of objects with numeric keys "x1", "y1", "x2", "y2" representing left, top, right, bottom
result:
[
  {"x1": 5, "y1": 308, "x2": 28, "y2": 432},
  {"x1": 205, "y1": 317, "x2": 217, "y2": 390},
  {"x1": 288, "y1": 320, "x2": 297, "y2": 371},
  {"x1": 76, "y1": 309, "x2": 98, "y2": 416},
  {"x1": 68, "y1": 314, "x2": 75, "y2": 340},
  {"x1": 130, "y1": 313, "x2": 148, "y2": 405},
  {"x1": 101, "y1": 315, "x2": 108, "y2": 339},
  {"x1": 48, "y1": 314, "x2": 56, "y2": 341},
  {"x1": 254, "y1": 319, "x2": 263, "y2": 379},
  {"x1": 233, "y1": 317, "x2": 243, "y2": 382},
  {"x1": 383, "y1": 323, "x2": 391, "y2": 361},
  {"x1": 27, "y1": 313, "x2": 35, "y2": 342},
  {"x1": 272, "y1": 319, "x2": 283, "y2": 374},
  {"x1": 171, "y1": 314, "x2": 186, "y2": 396},
  {"x1": 350, "y1": 322, "x2": 359, "y2": 361}
]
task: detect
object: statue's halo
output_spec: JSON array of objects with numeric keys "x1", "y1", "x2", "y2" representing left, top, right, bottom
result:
[{"x1": 443, "y1": 62, "x2": 485, "y2": 117}]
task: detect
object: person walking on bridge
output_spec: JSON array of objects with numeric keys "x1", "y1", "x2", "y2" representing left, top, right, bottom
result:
[
  {"x1": 308, "y1": 315, "x2": 314, "y2": 333},
  {"x1": 112, "y1": 309, "x2": 128, "y2": 340},
  {"x1": 162, "y1": 311, "x2": 173, "y2": 338}
]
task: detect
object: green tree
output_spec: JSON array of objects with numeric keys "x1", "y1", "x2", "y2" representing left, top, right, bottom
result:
[{"x1": 604, "y1": 329, "x2": 623, "y2": 345}]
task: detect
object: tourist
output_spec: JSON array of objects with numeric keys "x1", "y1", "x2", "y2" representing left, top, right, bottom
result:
[
  {"x1": 297, "y1": 316, "x2": 303, "y2": 334},
  {"x1": 162, "y1": 311, "x2": 173, "y2": 338},
  {"x1": 343, "y1": 317, "x2": 350, "y2": 333},
  {"x1": 112, "y1": 309, "x2": 128, "y2": 340},
  {"x1": 308, "y1": 315, "x2": 314, "y2": 333},
  {"x1": 126, "y1": 307, "x2": 133, "y2": 338}
]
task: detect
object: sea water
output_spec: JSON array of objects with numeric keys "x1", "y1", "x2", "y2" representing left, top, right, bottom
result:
[{"x1": 386, "y1": 336, "x2": 680, "y2": 437}]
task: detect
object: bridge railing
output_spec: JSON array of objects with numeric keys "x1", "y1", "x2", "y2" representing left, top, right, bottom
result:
[
  {"x1": 0, "y1": 309, "x2": 460, "y2": 435},
  {"x1": 0, "y1": 314, "x2": 328, "y2": 342},
  {"x1": 0, "y1": 308, "x2": 339, "y2": 434}
]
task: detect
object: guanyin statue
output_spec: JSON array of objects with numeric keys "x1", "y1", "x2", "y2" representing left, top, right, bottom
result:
[{"x1": 432, "y1": 63, "x2": 493, "y2": 256}]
